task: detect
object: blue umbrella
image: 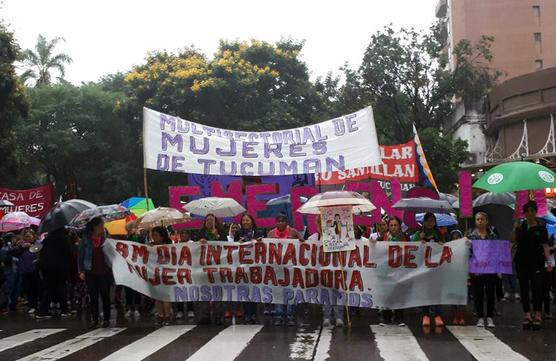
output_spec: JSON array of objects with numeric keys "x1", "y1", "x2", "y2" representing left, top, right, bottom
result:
[{"x1": 416, "y1": 213, "x2": 457, "y2": 227}]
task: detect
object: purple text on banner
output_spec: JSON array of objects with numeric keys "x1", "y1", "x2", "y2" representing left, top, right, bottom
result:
[{"x1": 469, "y1": 240, "x2": 513, "y2": 274}]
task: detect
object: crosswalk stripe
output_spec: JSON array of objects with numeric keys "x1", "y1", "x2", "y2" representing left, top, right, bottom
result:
[
  {"x1": 370, "y1": 325, "x2": 429, "y2": 361},
  {"x1": 290, "y1": 328, "x2": 321, "y2": 360},
  {"x1": 100, "y1": 325, "x2": 196, "y2": 361},
  {"x1": 184, "y1": 325, "x2": 263, "y2": 361},
  {"x1": 313, "y1": 326, "x2": 334, "y2": 361},
  {"x1": 447, "y1": 326, "x2": 528, "y2": 361},
  {"x1": 16, "y1": 328, "x2": 126, "y2": 361},
  {"x1": 0, "y1": 329, "x2": 66, "y2": 353}
]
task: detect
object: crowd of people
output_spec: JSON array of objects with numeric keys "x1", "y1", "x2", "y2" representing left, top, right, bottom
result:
[{"x1": 0, "y1": 201, "x2": 554, "y2": 331}]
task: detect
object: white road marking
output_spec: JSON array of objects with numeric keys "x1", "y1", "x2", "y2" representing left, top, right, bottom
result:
[
  {"x1": 370, "y1": 325, "x2": 429, "y2": 361},
  {"x1": 17, "y1": 328, "x2": 126, "y2": 361},
  {"x1": 0, "y1": 329, "x2": 66, "y2": 352},
  {"x1": 184, "y1": 325, "x2": 262, "y2": 361},
  {"x1": 290, "y1": 328, "x2": 321, "y2": 361},
  {"x1": 313, "y1": 326, "x2": 334, "y2": 361},
  {"x1": 447, "y1": 326, "x2": 529, "y2": 361},
  {"x1": 101, "y1": 325, "x2": 196, "y2": 361}
]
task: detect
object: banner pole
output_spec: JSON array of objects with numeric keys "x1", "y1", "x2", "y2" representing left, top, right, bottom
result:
[
  {"x1": 339, "y1": 252, "x2": 352, "y2": 328},
  {"x1": 144, "y1": 168, "x2": 150, "y2": 211}
]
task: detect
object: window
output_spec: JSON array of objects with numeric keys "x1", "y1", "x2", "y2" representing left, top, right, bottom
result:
[
  {"x1": 534, "y1": 32, "x2": 542, "y2": 42},
  {"x1": 533, "y1": 5, "x2": 541, "y2": 24},
  {"x1": 536, "y1": 59, "x2": 543, "y2": 70}
]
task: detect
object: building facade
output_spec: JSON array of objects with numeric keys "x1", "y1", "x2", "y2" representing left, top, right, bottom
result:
[{"x1": 437, "y1": 0, "x2": 556, "y2": 167}]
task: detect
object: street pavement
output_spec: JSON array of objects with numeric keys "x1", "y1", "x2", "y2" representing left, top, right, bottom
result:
[{"x1": 0, "y1": 301, "x2": 554, "y2": 361}]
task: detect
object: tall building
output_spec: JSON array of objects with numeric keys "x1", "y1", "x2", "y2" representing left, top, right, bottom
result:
[{"x1": 437, "y1": 0, "x2": 556, "y2": 168}]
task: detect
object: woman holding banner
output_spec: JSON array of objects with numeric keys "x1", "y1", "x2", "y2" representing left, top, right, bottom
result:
[
  {"x1": 411, "y1": 212, "x2": 447, "y2": 328},
  {"x1": 234, "y1": 213, "x2": 265, "y2": 324},
  {"x1": 380, "y1": 217, "x2": 409, "y2": 326},
  {"x1": 78, "y1": 217, "x2": 112, "y2": 328},
  {"x1": 467, "y1": 211, "x2": 498, "y2": 329},
  {"x1": 513, "y1": 201, "x2": 553, "y2": 330},
  {"x1": 194, "y1": 214, "x2": 227, "y2": 325},
  {"x1": 151, "y1": 227, "x2": 173, "y2": 326}
]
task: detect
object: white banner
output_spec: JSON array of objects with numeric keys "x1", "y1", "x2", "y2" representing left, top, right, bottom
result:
[
  {"x1": 143, "y1": 107, "x2": 381, "y2": 175},
  {"x1": 104, "y1": 238, "x2": 469, "y2": 309}
]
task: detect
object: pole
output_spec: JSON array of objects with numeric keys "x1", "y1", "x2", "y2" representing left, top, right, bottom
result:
[
  {"x1": 339, "y1": 251, "x2": 352, "y2": 328},
  {"x1": 144, "y1": 168, "x2": 150, "y2": 211}
]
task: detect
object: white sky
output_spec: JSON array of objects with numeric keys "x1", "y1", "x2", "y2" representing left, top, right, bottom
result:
[{"x1": 2, "y1": 0, "x2": 437, "y2": 84}]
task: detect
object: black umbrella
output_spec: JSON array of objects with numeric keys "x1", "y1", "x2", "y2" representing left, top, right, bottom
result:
[
  {"x1": 38, "y1": 199, "x2": 97, "y2": 234},
  {"x1": 473, "y1": 192, "x2": 516, "y2": 208}
]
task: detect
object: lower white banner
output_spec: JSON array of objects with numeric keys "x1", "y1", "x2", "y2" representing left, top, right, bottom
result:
[{"x1": 104, "y1": 238, "x2": 469, "y2": 309}]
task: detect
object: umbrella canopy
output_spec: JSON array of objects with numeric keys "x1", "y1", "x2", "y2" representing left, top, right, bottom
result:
[
  {"x1": 0, "y1": 212, "x2": 41, "y2": 232},
  {"x1": 266, "y1": 195, "x2": 308, "y2": 207},
  {"x1": 69, "y1": 204, "x2": 131, "y2": 229},
  {"x1": 438, "y1": 192, "x2": 458, "y2": 206},
  {"x1": 38, "y1": 199, "x2": 97, "y2": 234},
  {"x1": 473, "y1": 192, "x2": 516, "y2": 208},
  {"x1": 0, "y1": 200, "x2": 14, "y2": 206},
  {"x1": 297, "y1": 191, "x2": 375, "y2": 214},
  {"x1": 392, "y1": 197, "x2": 454, "y2": 214},
  {"x1": 415, "y1": 213, "x2": 457, "y2": 227},
  {"x1": 473, "y1": 161, "x2": 556, "y2": 193},
  {"x1": 105, "y1": 213, "x2": 138, "y2": 236},
  {"x1": 133, "y1": 207, "x2": 191, "y2": 230},
  {"x1": 120, "y1": 197, "x2": 155, "y2": 217},
  {"x1": 183, "y1": 197, "x2": 245, "y2": 218}
]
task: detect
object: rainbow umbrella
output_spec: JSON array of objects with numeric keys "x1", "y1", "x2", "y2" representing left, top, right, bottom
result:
[
  {"x1": 0, "y1": 211, "x2": 41, "y2": 232},
  {"x1": 105, "y1": 213, "x2": 138, "y2": 236},
  {"x1": 120, "y1": 197, "x2": 155, "y2": 217}
]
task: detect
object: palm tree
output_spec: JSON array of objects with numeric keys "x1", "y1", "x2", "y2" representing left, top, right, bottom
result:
[{"x1": 21, "y1": 34, "x2": 72, "y2": 86}]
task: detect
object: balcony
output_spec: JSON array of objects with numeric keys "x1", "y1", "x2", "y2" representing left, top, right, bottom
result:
[{"x1": 436, "y1": 0, "x2": 447, "y2": 18}]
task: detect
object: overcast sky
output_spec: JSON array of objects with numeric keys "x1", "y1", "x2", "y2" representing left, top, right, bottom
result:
[{"x1": 2, "y1": 0, "x2": 437, "y2": 84}]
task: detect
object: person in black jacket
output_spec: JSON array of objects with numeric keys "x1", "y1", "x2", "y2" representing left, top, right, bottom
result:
[
  {"x1": 513, "y1": 201, "x2": 553, "y2": 330},
  {"x1": 36, "y1": 227, "x2": 72, "y2": 318}
]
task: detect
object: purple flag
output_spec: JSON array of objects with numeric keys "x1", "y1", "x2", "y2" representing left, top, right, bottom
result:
[{"x1": 469, "y1": 240, "x2": 513, "y2": 274}]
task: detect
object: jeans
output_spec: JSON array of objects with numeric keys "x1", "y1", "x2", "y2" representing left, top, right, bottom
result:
[
  {"x1": 22, "y1": 271, "x2": 40, "y2": 310},
  {"x1": 543, "y1": 269, "x2": 553, "y2": 315},
  {"x1": 275, "y1": 304, "x2": 295, "y2": 319},
  {"x1": 472, "y1": 274, "x2": 496, "y2": 318},
  {"x1": 503, "y1": 273, "x2": 520, "y2": 293},
  {"x1": 86, "y1": 273, "x2": 112, "y2": 322},
  {"x1": 421, "y1": 305, "x2": 442, "y2": 317},
  {"x1": 38, "y1": 270, "x2": 68, "y2": 315},
  {"x1": 517, "y1": 268, "x2": 543, "y2": 313},
  {"x1": 125, "y1": 287, "x2": 141, "y2": 310},
  {"x1": 243, "y1": 302, "x2": 257, "y2": 318},
  {"x1": 323, "y1": 305, "x2": 343, "y2": 320}
]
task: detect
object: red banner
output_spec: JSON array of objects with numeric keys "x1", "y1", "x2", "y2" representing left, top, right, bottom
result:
[
  {"x1": 0, "y1": 184, "x2": 53, "y2": 218},
  {"x1": 315, "y1": 141, "x2": 417, "y2": 185}
]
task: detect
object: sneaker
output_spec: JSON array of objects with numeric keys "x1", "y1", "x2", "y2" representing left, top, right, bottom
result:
[
  {"x1": 397, "y1": 322, "x2": 406, "y2": 327},
  {"x1": 545, "y1": 313, "x2": 553, "y2": 320},
  {"x1": 35, "y1": 314, "x2": 52, "y2": 320},
  {"x1": 336, "y1": 318, "x2": 344, "y2": 327},
  {"x1": 458, "y1": 317, "x2": 466, "y2": 326},
  {"x1": 273, "y1": 318, "x2": 282, "y2": 326},
  {"x1": 323, "y1": 318, "x2": 332, "y2": 327},
  {"x1": 235, "y1": 310, "x2": 243, "y2": 318},
  {"x1": 515, "y1": 293, "x2": 521, "y2": 301},
  {"x1": 60, "y1": 312, "x2": 71, "y2": 317},
  {"x1": 476, "y1": 318, "x2": 485, "y2": 327},
  {"x1": 27, "y1": 308, "x2": 36, "y2": 315},
  {"x1": 224, "y1": 311, "x2": 233, "y2": 319},
  {"x1": 434, "y1": 316, "x2": 444, "y2": 327},
  {"x1": 287, "y1": 317, "x2": 296, "y2": 327},
  {"x1": 486, "y1": 317, "x2": 495, "y2": 328},
  {"x1": 422, "y1": 315, "x2": 430, "y2": 327},
  {"x1": 175, "y1": 312, "x2": 184, "y2": 320},
  {"x1": 187, "y1": 311, "x2": 195, "y2": 318},
  {"x1": 101, "y1": 321, "x2": 110, "y2": 328},
  {"x1": 88, "y1": 321, "x2": 99, "y2": 329},
  {"x1": 502, "y1": 292, "x2": 509, "y2": 302},
  {"x1": 125, "y1": 310, "x2": 132, "y2": 318},
  {"x1": 134, "y1": 310, "x2": 140, "y2": 318}
]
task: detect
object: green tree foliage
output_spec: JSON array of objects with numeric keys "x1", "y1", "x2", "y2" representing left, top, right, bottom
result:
[
  {"x1": 0, "y1": 22, "x2": 28, "y2": 186},
  {"x1": 21, "y1": 34, "x2": 72, "y2": 86},
  {"x1": 14, "y1": 83, "x2": 133, "y2": 202},
  {"x1": 318, "y1": 23, "x2": 501, "y2": 191}
]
